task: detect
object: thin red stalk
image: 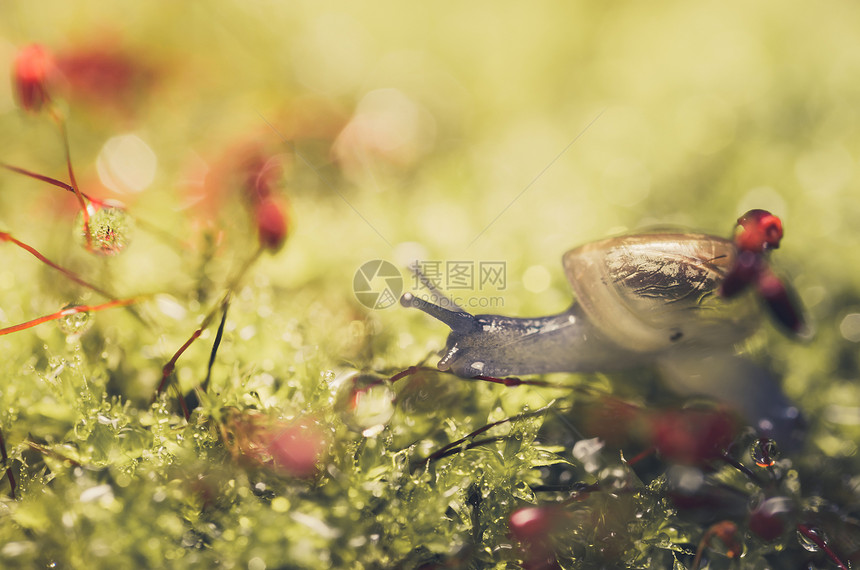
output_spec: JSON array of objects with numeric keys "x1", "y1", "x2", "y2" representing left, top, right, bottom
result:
[
  {"x1": 424, "y1": 436, "x2": 507, "y2": 463},
  {"x1": 385, "y1": 366, "x2": 575, "y2": 390},
  {"x1": 54, "y1": 117, "x2": 81, "y2": 202},
  {"x1": 0, "y1": 297, "x2": 140, "y2": 336},
  {"x1": 414, "y1": 404, "x2": 555, "y2": 467},
  {"x1": 387, "y1": 365, "x2": 438, "y2": 385},
  {"x1": 692, "y1": 522, "x2": 740, "y2": 570},
  {"x1": 0, "y1": 162, "x2": 81, "y2": 195},
  {"x1": 0, "y1": 231, "x2": 116, "y2": 299},
  {"x1": 719, "y1": 451, "x2": 765, "y2": 487},
  {"x1": 202, "y1": 296, "x2": 231, "y2": 394},
  {"x1": 796, "y1": 524, "x2": 848, "y2": 570},
  {"x1": 154, "y1": 247, "x2": 264, "y2": 415},
  {"x1": 0, "y1": 163, "x2": 183, "y2": 261},
  {"x1": 624, "y1": 445, "x2": 656, "y2": 467},
  {"x1": 50, "y1": 110, "x2": 92, "y2": 250},
  {"x1": 156, "y1": 329, "x2": 202, "y2": 396},
  {"x1": 471, "y1": 374, "x2": 573, "y2": 389},
  {"x1": 172, "y1": 381, "x2": 190, "y2": 421}
]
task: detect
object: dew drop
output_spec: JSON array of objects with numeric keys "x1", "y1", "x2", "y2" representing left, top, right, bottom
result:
[
  {"x1": 75, "y1": 201, "x2": 133, "y2": 256},
  {"x1": 57, "y1": 305, "x2": 92, "y2": 338},
  {"x1": 333, "y1": 372, "x2": 394, "y2": 435},
  {"x1": 511, "y1": 480, "x2": 535, "y2": 502},
  {"x1": 797, "y1": 525, "x2": 827, "y2": 552},
  {"x1": 750, "y1": 438, "x2": 780, "y2": 468}
]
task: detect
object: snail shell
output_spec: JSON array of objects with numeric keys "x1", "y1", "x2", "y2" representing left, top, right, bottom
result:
[{"x1": 564, "y1": 233, "x2": 760, "y2": 353}]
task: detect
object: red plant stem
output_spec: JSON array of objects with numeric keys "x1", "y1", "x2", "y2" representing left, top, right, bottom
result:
[
  {"x1": 625, "y1": 446, "x2": 656, "y2": 467},
  {"x1": 719, "y1": 451, "x2": 765, "y2": 487},
  {"x1": 0, "y1": 297, "x2": 140, "y2": 336},
  {"x1": 385, "y1": 366, "x2": 575, "y2": 390},
  {"x1": 0, "y1": 231, "x2": 116, "y2": 299},
  {"x1": 424, "y1": 436, "x2": 507, "y2": 463},
  {"x1": 157, "y1": 330, "x2": 202, "y2": 396},
  {"x1": 416, "y1": 404, "x2": 556, "y2": 466},
  {"x1": 387, "y1": 365, "x2": 437, "y2": 385},
  {"x1": 0, "y1": 162, "x2": 183, "y2": 257},
  {"x1": 0, "y1": 426, "x2": 15, "y2": 499},
  {"x1": 0, "y1": 162, "x2": 80, "y2": 195},
  {"x1": 201, "y1": 297, "x2": 230, "y2": 394},
  {"x1": 796, "y1": 524, "x2": 848, "y2": 570},
  {"x1": 471, "y1": 374, "x2": 572, "y2": 389},
  {"x1": 692, "y1": 521, "x2": 740, "y2": 570},
  {"x1": 49, "y1": 108, "x2": 92, "y2": 250},
  {"x1": 172, "y1": 382, "x2": 190, "y2": 420},
  {"x1": 154, "y1": 247, "x2": 263, "y2": 416}
]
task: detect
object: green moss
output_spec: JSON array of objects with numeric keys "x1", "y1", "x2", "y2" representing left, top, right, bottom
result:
[{"x1": 1, "y1": 1, "x2": 860, "y2": 568}]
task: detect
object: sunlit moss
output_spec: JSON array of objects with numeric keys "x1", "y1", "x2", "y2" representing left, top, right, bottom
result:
[{"x1": 0, "y1": 1, "x2": 859, "y2": 568}]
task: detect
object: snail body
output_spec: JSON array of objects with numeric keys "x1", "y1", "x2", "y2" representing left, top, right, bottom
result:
[
  {"x1": 402, "y1": 211, "x2": 806, "y2": 445},
  {"x1": 401, "y1": 233, "x2": 760, "y2": 378}
]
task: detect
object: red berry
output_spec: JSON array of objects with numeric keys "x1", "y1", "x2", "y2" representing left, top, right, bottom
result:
[
  {"x1": 53, "y1": 40, "x2": 157, "y2": 116},
  {"x1": 756, "y1": 267, "x2": 805, "y2": 334},
  {"x1": 748, "y1": 497, "x2": 795, "y2": 541},
  {"x1": 268, "y1": 420, "x2": 328, "y2": 478},
  {"x1": 509, "y1": 506, "x2": 559, "y2": 541},
  {"x1": 12, "y1": 44, "x2": 54, "y2": 113},
  {"x1": 734, "y1": 209, "x2": 783, "y2": 253},
  {"x1": 255, "y1": 198, "x2": 289, "y2": 252}
]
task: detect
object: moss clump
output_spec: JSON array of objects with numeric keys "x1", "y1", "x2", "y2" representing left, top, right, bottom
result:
[{"x1": 2, "y1": 2, "x2": 860, "y2": 568}]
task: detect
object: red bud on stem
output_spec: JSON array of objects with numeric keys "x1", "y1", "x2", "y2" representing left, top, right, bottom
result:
[{"x1": 12, "y1": 44, "x2": 55, "y2": 113}]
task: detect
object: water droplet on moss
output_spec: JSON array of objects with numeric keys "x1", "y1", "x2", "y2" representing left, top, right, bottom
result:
[
  {"x1": 797, "y1": 526, "x2": 827, "y2": 552},
  {"x1": 75, "y1": 201, "x2": 133, "y2": 255},
  {"x1": 334, "y1": 372, "x2": 394, "y2": 435},
  {"x1": 511, "y1": 480, "x2": 535, "y2": 502},
  {"x1": 57, "y1": 305, "x2": 92, "y2": 337},
  {"x1": 750, "y1": 438, "x2": 780, "y2": 468}
]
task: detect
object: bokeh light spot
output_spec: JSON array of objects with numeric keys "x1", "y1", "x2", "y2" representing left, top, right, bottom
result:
[{"x1": 96, "y1": 133, "x2": 157, "y2": 194}]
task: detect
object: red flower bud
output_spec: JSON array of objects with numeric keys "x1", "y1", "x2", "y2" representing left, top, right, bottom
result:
[
  {"x1": 757, "y1": 266, "x2": 806, "y2": 335},
  {"x1": 12, "y1": 44, "x2": 54, "y2": 113},
  {"x1": 734, "y1": 209, "x2": 783, "y2": 253},
  {"x1": 748, "y1": 496, "x2": 795, "y2": 541},
  {"x1": 509, "y1": 506, "x2": 560, "y2": 542},
  {"x1": 52, "y1": 40, "x2": 157, "y2": 116},
  {"x1": 509, "y1": 506, "x2": 565, "y2": 570},
  {"x1": 221, "y1": 410, "x2": 327, "y2": 478},
  {"x1": 267, "y1": 420, "x2": 328, "y2": 478},
  {"x1": 255, "y1": 198, "x2": 289, "y2": 252},
  {"x1": 650, "y1": 408, "x2": 737, "y2": 466}
]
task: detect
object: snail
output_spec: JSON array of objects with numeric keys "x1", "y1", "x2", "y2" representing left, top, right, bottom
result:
[{"x1": 401, "y1": 210, "x2": 808, "y2": 446}]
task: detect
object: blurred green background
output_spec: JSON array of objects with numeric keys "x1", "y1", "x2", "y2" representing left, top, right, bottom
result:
[
  {"x1": 2, "y1": 1, "x2": 859, "y2": 319},
  {"x1": 1, "y1": 1, "x2": 860, "y2": 567}
]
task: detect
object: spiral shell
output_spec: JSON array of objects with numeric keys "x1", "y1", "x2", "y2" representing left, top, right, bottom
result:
[{"x1": 563, "y1": 233, "x2": 760, "y2": 353}]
